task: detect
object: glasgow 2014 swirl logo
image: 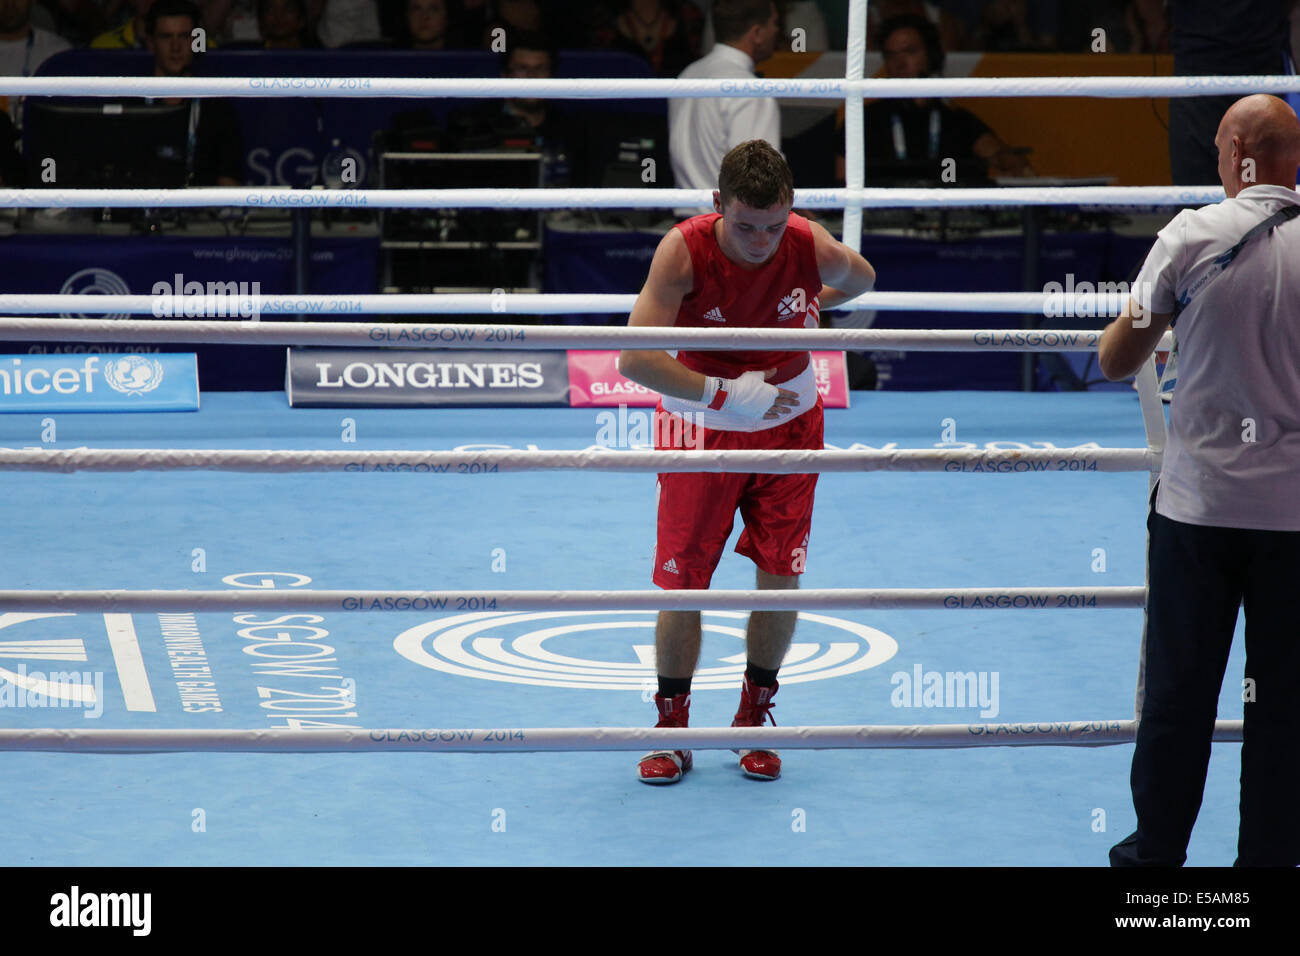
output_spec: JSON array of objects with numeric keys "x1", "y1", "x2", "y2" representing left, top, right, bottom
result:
[{"x1": 394, "y1": 610, "x2": 898, "y2": 690}]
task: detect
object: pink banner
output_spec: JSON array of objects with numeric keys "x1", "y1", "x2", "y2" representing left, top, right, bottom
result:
[{"x1": 566, "y1": 351, "x2": 850, "y2": 408}]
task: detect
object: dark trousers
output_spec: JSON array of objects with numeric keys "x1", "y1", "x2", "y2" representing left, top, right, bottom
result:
[
  {"x1": 1110, "y1": 508, "x2": 1300, "y2": 866},
  {"x1": 1168, "y1": 95, "x2": 1236, "y2": 186}
]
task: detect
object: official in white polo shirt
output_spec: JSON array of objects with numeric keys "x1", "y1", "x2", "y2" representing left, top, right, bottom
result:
[
  {"x1": 1099, "y1": 93, "x2": 1300, "y2": 867},
  {"x1": 668, "y1": 0, "x2": 780, "y2": 191}
]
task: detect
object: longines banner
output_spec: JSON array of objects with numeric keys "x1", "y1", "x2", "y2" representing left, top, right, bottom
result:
[
  {"x1": 288, "y1": 349, "x2": 851, "y2": 409},
  {"x1": 287, "y1": 349, "x2": 572, "y2": 407},
  {"x1": 0, "y1": 353, "x2": 199, "y2": 412}
]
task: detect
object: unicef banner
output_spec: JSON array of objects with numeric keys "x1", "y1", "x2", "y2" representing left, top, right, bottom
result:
[
  {"x1": 0, "y1": 354, "x2": 199, "y2": 413},
  {"x1": 287, "y1": 349, "x2": 571, "y2": 408}
]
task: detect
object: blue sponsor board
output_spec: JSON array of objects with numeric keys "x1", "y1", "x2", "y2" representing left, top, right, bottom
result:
[{"x1": 0, "y1": 353, "x2": 199, "y2": 412}]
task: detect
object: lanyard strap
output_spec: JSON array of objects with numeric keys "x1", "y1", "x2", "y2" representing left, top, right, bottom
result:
[
  {"x1": 889, "y1": 108, "x2": 941, "y2": 161},
  {"x1": 1173, "y1": 204, "x2": 1300, "y2": 322}
]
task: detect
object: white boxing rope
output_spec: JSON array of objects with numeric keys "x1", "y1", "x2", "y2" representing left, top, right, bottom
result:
[
  {"x1": 1, "y1": 74, "x2": 1298, "y2": 100},
  {"x1": 0, "y1": 318, "x2": 1175, "y2": 351},
  {"x1": 0, "y1": 185, "x2": 1235, "y2": 210},
  {"x1": 0, "y1": 447, "x2": 1157, "y2": 474},
  {"x1": 0, "y1": 586, "x2": 1146, "y2": 613},
  {"x1": 0, "y1": 721, "x2": 1244, "y2": 753},
  {"x1": 0, "y1": 290, "x2": 1162, "y2": 318}
]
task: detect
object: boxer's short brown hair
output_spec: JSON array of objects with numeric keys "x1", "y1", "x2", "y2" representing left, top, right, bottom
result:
[{"x1": 717, "y1": 140, "x2": 793, "y2": 210}]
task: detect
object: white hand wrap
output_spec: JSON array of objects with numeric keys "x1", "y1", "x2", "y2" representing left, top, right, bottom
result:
[{"x1": 700, "y1": 369, "x2": 778, "y2": 418}]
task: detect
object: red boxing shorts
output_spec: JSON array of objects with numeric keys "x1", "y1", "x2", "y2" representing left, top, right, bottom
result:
[{"x1": 652, "y1": 396, "x2": 823, "y2": 590}]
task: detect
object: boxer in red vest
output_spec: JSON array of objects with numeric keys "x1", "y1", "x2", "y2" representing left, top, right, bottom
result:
[{"x1": 619, "y1": 139, "x2": 877, "y2": 784}]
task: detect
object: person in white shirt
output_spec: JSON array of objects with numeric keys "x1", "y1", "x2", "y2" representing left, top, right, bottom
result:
[
  {"x1": 0, "y1": 0, "x2": 71, "y2": 81},
  {"x1": 1099, "y1": 93, "x2": 1300, "y2": 867},
  {"x1": 315, "y1": 0, "x2": 379, "y2": 47},
  {"x1": 668, "y1": 0, "x2": 780, "y2": 192},
  {"x1": 0, "y1": 0, "x2": 70, "y2": 173}
]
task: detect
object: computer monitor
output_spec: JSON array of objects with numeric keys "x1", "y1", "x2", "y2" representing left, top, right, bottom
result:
[{"x1": 23, "y1": 99, "x2": 191, "y2": 188}]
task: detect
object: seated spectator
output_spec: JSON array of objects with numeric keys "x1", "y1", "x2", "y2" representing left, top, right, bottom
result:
[
  {"x1": 31, "y1": 0, "x2": 106, "y2": 46},
  {"x1": 609, "y1": 0, "x2": 702, "y2": 78},
  {"x1": 446, "y1": 30, "x2": 581, "y2": 184},
  {"x1": 1, "y1": 0, "x2": 71, "y2": 171},
  {"x1": 937, "y1": 0, "x2": 1055, "y2": 52},
  {"x1": 258, "y1": 0, "x2": 315, "y2": 46},
  {"x1": 315, "y1": 0, "x2": 380, "y2": 47},
  {"x1": 867, "y1": 0, "x2": 945, "y2": 49},
  {"x1": 0, "y1": 0, "x2": 71, "y2": 80},
  {"x1": 205, "y1": 0, "x2": 265, "y2": 43},
  {"x1": 480, "y1": 0, "x2": 541, "y2": 46},
  {"x1": 145, "y1": 0, "x2": 244, "y2": 185},
  {"x1": 402, "y1": 0, "x2": 461, "y2": 48},
  {"x1": 838, "y1": 13, "x2": 1033, "y2": 185},
  {"x1": 92, "y1": 0, "x2": 155, "y2": 47}
]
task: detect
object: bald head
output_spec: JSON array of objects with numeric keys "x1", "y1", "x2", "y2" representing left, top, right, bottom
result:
[{"x1": 1215, "y1": 94, "x2": 1300, "y2": 196}]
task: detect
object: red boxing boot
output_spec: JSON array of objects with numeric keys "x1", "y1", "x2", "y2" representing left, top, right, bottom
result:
[
  {"x1": 732, "y1": 677, "x2": 780, "y2": 780},
  {"x1": 637, "y1": 693, "x2": 693, "y2": 785}
]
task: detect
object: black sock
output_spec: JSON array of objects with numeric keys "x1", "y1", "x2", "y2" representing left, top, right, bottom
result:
[
  {"x1": 658, "y1": 675, "x2": 692, "y2": 698},
  {"x1": 745, "y1": 663, "x2": 779, "y2": 687}
]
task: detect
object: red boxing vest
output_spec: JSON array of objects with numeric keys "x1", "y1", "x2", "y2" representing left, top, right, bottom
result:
[{"x1": 672, "y1": 212, "x2": 822, "y2": 380}]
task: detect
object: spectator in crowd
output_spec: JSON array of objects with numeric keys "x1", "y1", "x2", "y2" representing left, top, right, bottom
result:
[
  {"x1": 0, "y1": 0, "x2": 71, "y2": 170},
  {"x1": 866, "y1": 0, "x2": 963, "y2": 52},
  {"x1": 447, "y1": 30, "x2": 579, "y2": 182},
  {"x1": 257, "y1": 0, "x2": 314, "y2": 46},
  {"x1": 32, "y1": 0, "x2": 107, "y2": 46},
  {"x1": 609, "y1": 0, "x2": 702, "y2": 78},
  {"x1": 315, "y1": 0, "x2": 380, "y2": 46},
  {"x1": 0, "y1": 0, "x2": 71, "y2": 80},
  {"x1": 1168, "y1": 0, "x2": 1292, "y2": 185},
  {"x1": 963, "y1": 0, "x2": 1054, "y2": 52},
  {"x1": 146, "y1": 0, "x2": 244, "y2": 184},
  {"x1": 837, "y1": 13, "x2": 1032, "y2": 184},
  {"x1": 92, "y1": 0, "x2": 155, "y2": 46},
  {"x1": 403, "y1": 0, "x2": 460, "y2": 48},
  {"x1": 669, "y1": 0, "x2": 780, "y2": 191},
  {"x1": 479, "y1": 0, "x2": 541, "y2": 46}
]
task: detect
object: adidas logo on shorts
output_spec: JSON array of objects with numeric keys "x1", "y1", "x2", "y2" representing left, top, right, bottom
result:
[
  {"x1": 661, "y1": 558, "x2": 680, "y2": 574},
  {"x1": 702, "y1": 307, "x2": 725, "y2": 322}
]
